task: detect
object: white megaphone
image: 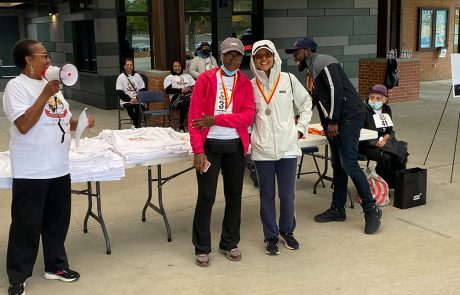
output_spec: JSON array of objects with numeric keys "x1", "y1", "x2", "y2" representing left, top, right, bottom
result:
[{"x1": 42, "y1": 63, "x2": 79, "y2": 86}]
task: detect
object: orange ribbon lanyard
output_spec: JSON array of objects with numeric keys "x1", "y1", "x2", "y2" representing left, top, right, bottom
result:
[
  {"x1": 220, "y1": 69, "x2": 238, "y2": 109},
  {"x1": 256, "y1": 73, "x2": 281, "y2": 106}
]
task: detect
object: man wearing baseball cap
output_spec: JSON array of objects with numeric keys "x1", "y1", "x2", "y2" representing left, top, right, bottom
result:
[
  {"x1": 189, "y1": 37, "x2": 255, "y2": 266},
  {"x1": 285, "y1": 37, "x2": 383, "y2": 235}
]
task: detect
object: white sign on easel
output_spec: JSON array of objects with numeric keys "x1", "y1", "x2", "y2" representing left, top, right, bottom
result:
[{"x1": 450, "y1": 54, "x2": 460, "y2": 97}]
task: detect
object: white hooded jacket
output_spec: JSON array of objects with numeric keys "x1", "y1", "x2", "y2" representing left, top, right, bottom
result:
[{"x1": 250, "y1": 40, "x2": 312, "y2": 161}]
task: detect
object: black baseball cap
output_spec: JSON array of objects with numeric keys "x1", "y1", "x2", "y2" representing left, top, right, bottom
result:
[{"x1": 285, "y1": 37, "x2": 318, "y2": 54}]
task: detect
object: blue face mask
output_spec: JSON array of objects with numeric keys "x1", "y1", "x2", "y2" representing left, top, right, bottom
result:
[
  {"x1": 221, "y1": 64, "x2": 238, "y2": 77},
  {"x1": 368, "y1": 101, "x2": 383, "y2": 110}
]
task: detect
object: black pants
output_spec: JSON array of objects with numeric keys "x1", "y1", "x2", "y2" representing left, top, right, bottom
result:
[
  {"x1": 123, "y1": 103, "x2": 143, "y2": 128},
  {"x1": 171, "y1": 94, "x2": 191, "y2": 128},
  {"x1": 192, "y1": 139, "x2": 245, "y2": 254},
  {"x1": 7, "y1": 174, "x2": 71, "y2": 284}
]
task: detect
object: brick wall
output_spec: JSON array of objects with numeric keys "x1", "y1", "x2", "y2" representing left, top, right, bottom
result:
[
  {"x1": 402, "y1": 0, "x2": 460, "y2": 81},
  {"x1": 359, "y1": 58, "x2": 421, "y2": 102}
]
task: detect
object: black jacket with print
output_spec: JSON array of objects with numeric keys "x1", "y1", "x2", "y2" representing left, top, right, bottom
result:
[{"x1": 310, "y1": 55, "x2": 365, "y2": 125}]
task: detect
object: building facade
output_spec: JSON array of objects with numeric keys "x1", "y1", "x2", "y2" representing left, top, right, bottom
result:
[{"x1": 0, "y1": 0, "x2": 457, "y2": 109}]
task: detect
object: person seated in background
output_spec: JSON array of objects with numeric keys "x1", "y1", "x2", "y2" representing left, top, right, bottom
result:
[
  {"x1": 188, "y1": 42, "x2": 217, "y2": 79},
  {"x1": 163, "y1": 59, "x2": 195, "y2": 132},
  {"x1": 359, "y1": 84, "x2": 408, "y2": 188},
  {"x1": 116, "y1": 58, "x2": 146, "y2": 128}
]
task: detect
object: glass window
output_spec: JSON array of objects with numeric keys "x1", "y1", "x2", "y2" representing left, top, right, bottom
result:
[
  {"x1": 418, "y1": 8, "x2": 448, "y2": 50},
  {"x1": 70, "y1": 0, "x2": 93, "y2": 13},
  {"x1": 118, "y1": 0, "x2": 151, "y2": 71},
  {"x1": 185, "y1": 0, "x2": 212, "y2": 59},
  {"x1": 72, "y1": 20, "x2": 97, "y2": 73},
  {"x1": 123, "y1": 0, "x2": 148, "y2": 13},
  {"x1": 185, "y1": 0, "x2": 211, "y2": 12},
  {"x1": 185, "y1": 15, "x2": 212, "y2": 58},
  {"x1": 419, "y1": 9, "x2": 433, "y2": 49},
  {"x1": 232, "y1": 15, "x2": 252, "y2": 56},
  {"x1": 127, "y1": 15, "x2": 151, "y2": 71},
  {"x1": 233, "y1": 0, "x2": 252, "y2": 12}
]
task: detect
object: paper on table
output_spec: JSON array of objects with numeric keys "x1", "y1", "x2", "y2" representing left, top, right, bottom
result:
[{"x1": 75, "y1": 108, "x2": 88, "y2": 149}]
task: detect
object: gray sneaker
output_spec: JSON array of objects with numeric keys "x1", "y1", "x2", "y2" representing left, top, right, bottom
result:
[{"x1": 195, "y1": 253, "x2": 210, "y2": 267}]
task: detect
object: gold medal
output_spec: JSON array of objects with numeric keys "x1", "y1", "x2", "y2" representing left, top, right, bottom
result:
[{"x1": 265, "y1": 108, "x2": 271, "y2": 115}]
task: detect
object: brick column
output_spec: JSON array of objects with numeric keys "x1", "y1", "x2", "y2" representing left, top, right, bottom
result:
[{"x1": 359, "y1": 58, "x2": 421, "y2": 103}]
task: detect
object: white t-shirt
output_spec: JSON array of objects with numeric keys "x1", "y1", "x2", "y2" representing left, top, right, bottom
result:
[
  {"x1": 116, "y1": 72, "x2": 146, "y2": 105},
  {"x1": 3, "y1": 74, "x2": 72, "y2": 179},
  {"x1": 163, "y1": 73, "x2": 195, "y2": 100},
  {"x1": 207, "y1": 72, "x2": 239, "y2": 139}
]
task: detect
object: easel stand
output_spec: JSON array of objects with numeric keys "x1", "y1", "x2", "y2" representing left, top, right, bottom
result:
[{"x1": 424, "y1": 87, "x2": 460, "y2": 183}]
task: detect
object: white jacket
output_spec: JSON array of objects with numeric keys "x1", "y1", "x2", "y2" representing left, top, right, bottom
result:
[
  {"x1": 250, "y1": 40, "x2": 312, "y2": 161},
  {"x1": 188, "y1": 55, "x2": 218, "y2": 79}
]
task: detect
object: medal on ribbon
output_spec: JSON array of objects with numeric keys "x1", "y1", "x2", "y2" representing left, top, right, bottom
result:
[{"x1": 256, "y1": 74, "x2": 280, "y2": 116}]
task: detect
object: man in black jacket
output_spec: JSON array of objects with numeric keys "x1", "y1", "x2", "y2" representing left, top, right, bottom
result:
[{"x1": 285, "y1": 37, "x2": 382, "y2": 234}]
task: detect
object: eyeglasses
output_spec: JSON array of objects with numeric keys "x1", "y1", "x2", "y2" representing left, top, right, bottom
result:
[
  {"x1": 33, "y1": 53, "x2": 50, "y2": 59},
  {"x1": 223, "y1": 52, "x2": 243, "y2": 61},
  {"x1": 51, "y1": 96, "x2": 66, "y2": 143},
  {"x1": 253, "y1": 52, "x2": 274, "y2": 60}
]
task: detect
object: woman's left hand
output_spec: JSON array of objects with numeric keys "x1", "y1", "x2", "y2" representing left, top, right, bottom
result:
[{"x1": 86, "y1": 115, "x2": 95, "y2": 128}]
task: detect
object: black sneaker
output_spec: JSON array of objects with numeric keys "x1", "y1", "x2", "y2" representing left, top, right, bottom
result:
[
  {"x1": 264, "y1": 238, "x2": 280, "y2": 255},
  {"x1": 44, "y1": 268, "x2": 80, "y2": 282},
  {"x1": 8, "y1": 282, "x2": 25, "y2": 295},
  {"x1": 279, "y1": 232, "x2": 300, "y2": 250},
  {"x1": 314, "y1": 208, "x2": 346, "y2": 223},
  {"x1": 364, "y1": 206, "x2": 382, "y2": 234}
]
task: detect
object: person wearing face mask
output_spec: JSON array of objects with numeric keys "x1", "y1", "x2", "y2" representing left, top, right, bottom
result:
[
  {"x1": 188, "y1": 41, "x2": 218, "y2": 79},
  {"x1": 3, "y1": 39, "x2": 95, "y2": 295},
  {"x1": 188, "y1": 37, "x2": 255, "y2": 267},
  {"x1": 249, "y1": 40, "x2": 312, "y2": 255},
  {"x1": 359, "y1": 84, "x2": 408, "y2": 188},
  {"x1": 163, "y1": 59, "x2": 195, "y2": 132},
  {"x1": 285, "y1": 37, "x2": 383, "y2": 235}
]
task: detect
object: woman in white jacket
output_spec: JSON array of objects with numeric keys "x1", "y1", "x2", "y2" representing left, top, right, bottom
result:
[{"x1": 250, "y1": 40, "x2": 312, "y2": 255}]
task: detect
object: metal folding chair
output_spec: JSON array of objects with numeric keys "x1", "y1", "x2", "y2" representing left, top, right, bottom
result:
[
  {"x1": 297, "y1": 146, "x2": 326, "y2": 188},
  {"x1": 117, "y1": 100, "x2": 133, "y2": 130},
  {"x1": 137, "y1": 90, "x2": 170, "y2": 127}
]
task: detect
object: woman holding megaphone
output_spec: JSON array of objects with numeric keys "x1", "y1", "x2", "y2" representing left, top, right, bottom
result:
[{"x1": 2, "y1": 39, "x2": 95, "y2": 295}]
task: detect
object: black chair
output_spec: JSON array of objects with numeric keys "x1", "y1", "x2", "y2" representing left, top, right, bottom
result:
[
  {"x1": 137, "y1": 90, "x2": 170, "y2": 127},
  {"x1": 297, "y1": 146, "x2": 326, "y2": 188}
]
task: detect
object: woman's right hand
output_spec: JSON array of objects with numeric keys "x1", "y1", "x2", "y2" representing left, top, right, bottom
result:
[
  {"x1": 194, "y1": 153, "x2": 207, "y2": 173},
  {"x1": 41, "y1": 80, "x2": 60, "y2": 98}
]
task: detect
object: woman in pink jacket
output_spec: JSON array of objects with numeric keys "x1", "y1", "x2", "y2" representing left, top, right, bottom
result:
[{"x1": 188, "y1": 37, "x2": 255, "y2": 267}]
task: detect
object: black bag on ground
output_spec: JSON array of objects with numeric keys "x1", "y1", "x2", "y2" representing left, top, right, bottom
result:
[
  {"x1": 384, "y1": 59, "x2": 399, "y2": 89},
  {"x1": 206, "y1": 138, "x2": 240, "y2": 154},
  {"x1": 394, "y1": 168, "x2": 427, "y2": 209}
]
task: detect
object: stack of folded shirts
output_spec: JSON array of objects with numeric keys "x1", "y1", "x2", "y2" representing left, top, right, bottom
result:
[
  {"x1": 97, "y1": 127, "x2": 192, "y2": 165},
  {"x1": 70, "y1": 138, "x2": 125, "y2": 183},
  {"x1": 0, "y1": 151, "x2": 12, "y2": 189}
]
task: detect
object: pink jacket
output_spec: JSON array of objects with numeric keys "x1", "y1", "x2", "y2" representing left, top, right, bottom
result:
[{"x1": 188, "y1": 67, "x2": 255, "y2": 154}]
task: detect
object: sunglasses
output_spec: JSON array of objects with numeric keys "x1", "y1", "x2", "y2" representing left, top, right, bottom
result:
[
  {"x1": 253, "y1": 52, "x2": 274, "y2": 60},
  {"x1": 223, "y1": 52, "x2": 243, "y2": 61},
  {"x1": 33, "y1": 52, "x2": 51, "y2": 59}
]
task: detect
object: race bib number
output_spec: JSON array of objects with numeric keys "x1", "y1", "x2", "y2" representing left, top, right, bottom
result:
[{"x1": 373, "y1": 113, "x2": 393, "y2": 128}]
